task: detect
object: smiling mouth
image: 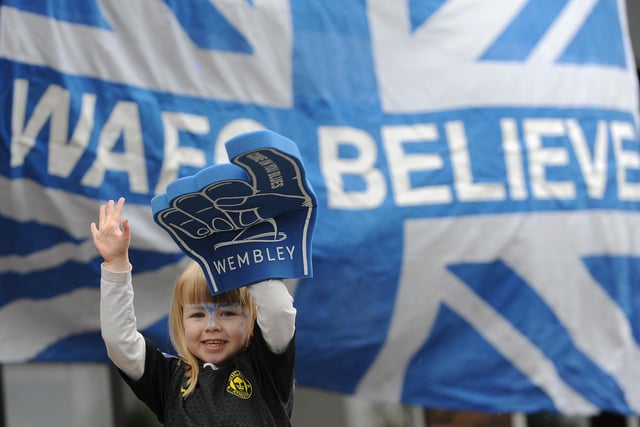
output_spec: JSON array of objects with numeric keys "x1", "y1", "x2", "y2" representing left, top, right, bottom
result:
[{"x1": 202, "y1": 339, "x2": 225, "y2": 349}]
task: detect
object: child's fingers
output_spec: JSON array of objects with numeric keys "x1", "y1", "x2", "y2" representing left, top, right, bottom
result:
[
  {"x1": 95, "y1": 198, "x2": 126, "y2": 234},
  {"x1": 106, "y1": 199, "x2": 115, "y2": 218},
  {"x1": 112, "y1": 197, "x2": 125, "y2": 222},
  {"x1": 121, "y1": 218, "x2": 131, "y2": 238}
]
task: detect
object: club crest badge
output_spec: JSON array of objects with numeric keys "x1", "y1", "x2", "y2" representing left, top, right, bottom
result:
[{"x1": 226, "y1": 370, "x2": 252, "y2": 399}]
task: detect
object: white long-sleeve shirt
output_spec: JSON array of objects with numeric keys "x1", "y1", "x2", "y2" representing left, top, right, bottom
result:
[{"x1": 99, "y1": 264, "x2": 296, "y2": 381}]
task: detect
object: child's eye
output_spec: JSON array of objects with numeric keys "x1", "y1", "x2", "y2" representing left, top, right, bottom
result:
[
  {"x1": 220, "y1": 310, "x2": 239, "y2": 317},
  {"x1": 190, "y1": 312, "x2": 206, "y2": 318}
]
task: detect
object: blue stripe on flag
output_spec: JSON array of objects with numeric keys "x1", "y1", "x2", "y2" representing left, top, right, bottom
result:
[
  {"x1": 402, "y1": 305, "x2": 558, "y2": 412},
  {"x1": 142, "y1": 316, "x2": 175, "y2": 356},
  {"x1": 34, "y1": 331, "x2": 108, "y2": 362},
  {"x1": 448, "y1": 261, "x2": 632, "y2": 413},
  {"x1": 2, "y1": 0, "x2": 111, "y2": 29},
  {"x1": 408, "y1": 0, "x2": 447, "y2": 33},
  {"x1": 0, "y1": 253, "x2": 180, "y2": 309},
  {"x1": 559, "y1": 0, "x2": 627, "y2": 68},
  {"x1": 481, "y1": 0, "x2": 569, "y2": 62},
  {"x1": 294, "y1": 231, "x2": 404, "y2": 394},
  {"x1": 0, "y1": 262, "x2": 99, "y2": 309},
  {"x1": 0, "y1": 213, "x2": 82, "y2": 256},
  {"x1": 584, "y1": 256, "x2": 640, "y2": 345},
  {"x1": 163, "y1": 0, "x2": 252, "y2": 53}
]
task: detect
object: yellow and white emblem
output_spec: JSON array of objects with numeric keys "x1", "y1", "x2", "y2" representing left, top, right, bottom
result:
[{"x1": 226, "y1": 370, "x2": 252, "y2": 399}]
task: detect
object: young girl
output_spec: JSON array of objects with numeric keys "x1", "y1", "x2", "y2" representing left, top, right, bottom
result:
[{"x1": 91, "y1": 198, "x2": 296, "y2": 426}]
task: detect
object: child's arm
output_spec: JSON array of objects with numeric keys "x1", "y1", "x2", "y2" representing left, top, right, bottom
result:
[
  {"x1": 100, "y1": 264, "x2": 146, "y2": 381},
  {"x1": 91, "y1": 198, "x2": 146, "y2": 381},
  {"x1": 248, "y1": 279, "x2": 296, "y2": 354}
]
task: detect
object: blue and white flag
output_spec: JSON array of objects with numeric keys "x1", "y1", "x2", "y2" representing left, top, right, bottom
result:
[{"x1": 1, "y1": 0, "x2": 639, "y2": 415}]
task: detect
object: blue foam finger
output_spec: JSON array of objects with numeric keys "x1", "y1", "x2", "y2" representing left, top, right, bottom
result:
[
  {"x1": 151, "y1": 130, "x2": 317, "y2": 295},
  {"x1": 194, "y1": 162, "x2": 250, "y2": 189}
]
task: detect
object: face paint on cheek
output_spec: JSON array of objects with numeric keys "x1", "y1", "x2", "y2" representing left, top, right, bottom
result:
[{"x1": 237, "y1": 312, "x2": 250, "y2": 330}]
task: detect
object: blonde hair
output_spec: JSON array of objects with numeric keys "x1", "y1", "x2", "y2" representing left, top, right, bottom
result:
[{"x1": 169, "y1": 261, "x2": 258, "y2": 398}]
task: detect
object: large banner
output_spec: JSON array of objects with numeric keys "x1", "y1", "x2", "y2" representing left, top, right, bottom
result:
[{"x1": 1, "y1": 0, "x2": 639, "y2": 415}]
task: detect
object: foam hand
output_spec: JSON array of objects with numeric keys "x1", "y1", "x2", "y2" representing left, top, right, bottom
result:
[{"x1": 151, "y1": 130, "x2": 317, "y2": 295}]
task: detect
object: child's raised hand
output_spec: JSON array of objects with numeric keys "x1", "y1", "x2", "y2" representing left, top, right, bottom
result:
[{"x1": 90, "y1": 197, "x2": 131, "y2": 272}]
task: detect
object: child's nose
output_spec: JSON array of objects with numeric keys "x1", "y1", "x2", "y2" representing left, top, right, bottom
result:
[{"x1": 204, "y1": 313, "x2": 220, "y2": 330}]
